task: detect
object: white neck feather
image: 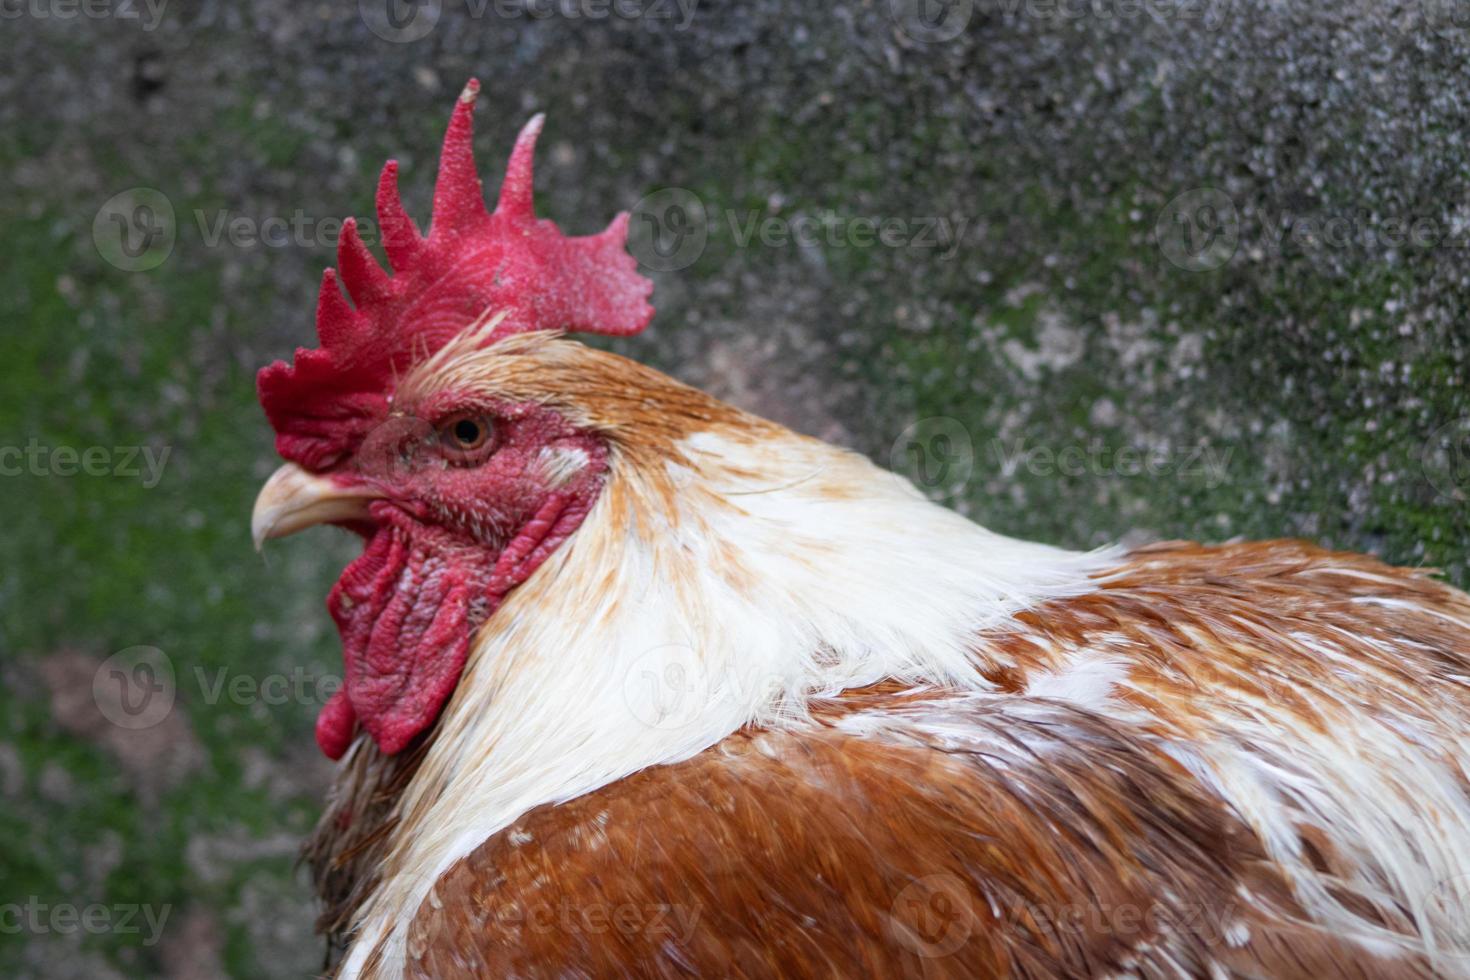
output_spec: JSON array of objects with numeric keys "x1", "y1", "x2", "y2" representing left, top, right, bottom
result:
[{"x1": 341, "y1": 426, "x2": 1117, "y2": 978}]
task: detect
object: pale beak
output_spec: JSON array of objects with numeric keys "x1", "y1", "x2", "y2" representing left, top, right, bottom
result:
[{"x1": 251, "y1": 463, "x2": 382, "y2": 551}]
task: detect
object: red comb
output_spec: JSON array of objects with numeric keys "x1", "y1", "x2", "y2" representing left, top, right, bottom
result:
[{"x1": 257, "y1": 79, "x2": 655, "y2": 470}]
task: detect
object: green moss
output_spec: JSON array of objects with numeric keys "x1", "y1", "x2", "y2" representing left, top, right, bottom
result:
[{"x1": 1, "y1": 145, "x2": 337, "y2": 975}]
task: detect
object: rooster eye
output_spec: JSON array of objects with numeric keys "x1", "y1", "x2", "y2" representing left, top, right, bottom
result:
[{"x1": 438, "y1": 413, "x2": 494, "y2": 461}]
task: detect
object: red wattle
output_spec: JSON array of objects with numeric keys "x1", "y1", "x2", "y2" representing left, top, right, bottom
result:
[
  {"x1": 317, "y1": 494, "x2": 583, "y2": 759},
  {"x1": 315, "y1": 687, "x2": 358, "y2": 760}
]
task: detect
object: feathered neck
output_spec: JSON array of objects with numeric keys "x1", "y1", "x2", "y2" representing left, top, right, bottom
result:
[{"x1": 337, "y1": 412, "x2": 1116, "y2": 978}]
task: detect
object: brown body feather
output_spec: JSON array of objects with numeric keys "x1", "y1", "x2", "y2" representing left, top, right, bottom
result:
[
  {"x1": 401, "y1": 693, "x2": 1424, "y2": 979},
  {"x1": 308, "y1": 540, "x2": 1470, "y2": 977}
]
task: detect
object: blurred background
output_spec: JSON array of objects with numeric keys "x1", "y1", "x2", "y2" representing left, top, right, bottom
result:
[{"x1": 4, "y1": 1, "x2": 1469, "y2": 976}]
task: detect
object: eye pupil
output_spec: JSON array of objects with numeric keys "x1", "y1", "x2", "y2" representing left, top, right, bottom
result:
[
  {"x1": 453, "y1": 419, "x2": 481, "y2": 445},
  {"x1": 441, "y1": 414, "x2": 493, "y2": 460}
]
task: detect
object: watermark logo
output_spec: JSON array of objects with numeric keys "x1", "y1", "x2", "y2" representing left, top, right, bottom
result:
[
  {"x1": 1422, "y1": 418, "x2": 1470, "y2": 503},
  {"x1": 1416, "y1": 0, "x2": 1470, "y2": 40},
  {"x1": 93, "y1": 646, "x2": 176, "y2": 731},
  {"x1": 1156, "y1": 187, "x2": 1239, "y2": 272},
  {"x1": 890, "y1": 873, "x2": 975, "y2": 957},
  {"x1": 1425, "y1": 874, "x2": 1470, "y2": 968},
  {"x1": 889, "y1": 0, "x2": 974, "y2": 42},
  {"x1": 359, "y1": 0, "x2": 442, "y2": 41},
  {"x1": 93, "y1": 187, "x2": 175, "y2": 272},
  {"x1": 620, "y1": 645, "x2": 787, "y2": 730},
  {"x1": 629, "y1": 188, "x2": 710, "y2": 272},
  {"x1": 621, "y1": 644, "x2": 713, "y2": 730},
  {"x1": 890, "y1": 417, "x2": 976, "y2": 498},
  {"x1": 355, "y1": 414, "x2": 438, "y2": 482}
]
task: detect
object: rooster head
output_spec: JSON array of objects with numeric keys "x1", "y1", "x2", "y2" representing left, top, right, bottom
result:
[{"x1": 251, "y1": 80, "x2": 655, "y2": 761}]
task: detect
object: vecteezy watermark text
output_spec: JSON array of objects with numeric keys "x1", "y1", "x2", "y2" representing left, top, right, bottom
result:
[
  {"x1": 890, "y1": 872, "x2": 1241, "y2": 959},
  {"x1": 888, "y1": 0, "x2": 1233, "y2": 44},
  {"x1": 889, "y1": 418, "x2": 1235, "y2": 497},
  {"x1": 629, "y1": 187, "x2": 970, "y2": 272},
  {"x1": 0, "y1": 440, "x2": 170, "y2": 488},
  {"x1": 992, "y1": 437, "x2": 1233, "y2": 489},
  {"x1": 96, "y1": 198, "x2": 437, "y2": 271},
  {"x1": 0, "y1": 0, "x2": 168, "y2": 30},
  {"x1": 194, "y1": 210, "x2": 384, "y2": 251},
  {"x1": 491, "y1": 898, "x2": 702, "y2": 941},
  {"x1": 91, "y1": 185, "x2": 970, "y2": 278},
  {"x1": 1157, "y1": 187, "x2": 1470, "y2": 272},
  {"x1": 194, "y1": 666, "x2": 341, "y2": 708},
  {"x1": 0, "y1": 898, "x2": 171, "y2": 947},
  {"x1": 358, "y1": 0, "x2": 698, "y2": 43},
  {"x1": 93, "y1": 648, "x2": 350, "y2": 731}
]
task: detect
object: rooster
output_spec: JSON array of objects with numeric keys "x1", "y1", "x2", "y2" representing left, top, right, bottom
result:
[{"x1": 251, "y1": 81, "x2": 1470, "y2": 979}]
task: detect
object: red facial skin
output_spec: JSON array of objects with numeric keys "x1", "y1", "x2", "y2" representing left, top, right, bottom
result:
[
  {"x1": 312, "y1": 395, "x2": 607, "y2": 760},
  {"x1": 255, "y1": 85, "x2": 653, "y2": 758}
]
